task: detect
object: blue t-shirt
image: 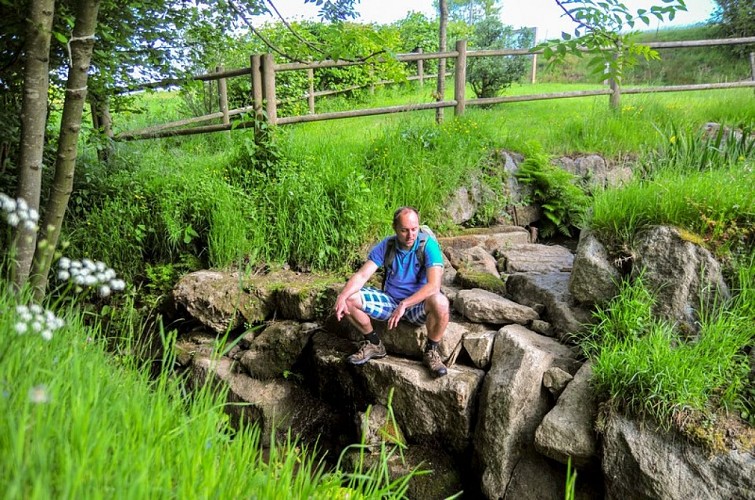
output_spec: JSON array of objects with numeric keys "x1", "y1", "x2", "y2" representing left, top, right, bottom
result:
[{"x1": 368, "y1": 235, "x2": 444, "y2": 300}]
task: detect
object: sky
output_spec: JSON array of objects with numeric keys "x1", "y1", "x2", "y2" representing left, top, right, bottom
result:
[{"x1": 266, "y1": 0, "x2": 719, "y2": 41}]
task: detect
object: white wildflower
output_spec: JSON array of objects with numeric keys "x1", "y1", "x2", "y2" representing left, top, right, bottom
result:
[
  {"x1": 6, "y1": 213, "x2": 19, "y2": 227},
  {"x1": 14, "y1": 322, "x2": 28, "y2": 334},
  {"x1": 28, "y1": 385, "x2": 49, "y2": 404},
  {"x1": 98, "y1": 285, "x2": 111, "y2": 298},
  {"x1": 41, "y1": 330, "x2": 53, "y2": 341}
]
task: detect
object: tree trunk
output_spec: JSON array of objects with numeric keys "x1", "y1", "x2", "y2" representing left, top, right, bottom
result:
[
  {"x1": 12, "y1": 0, "x2": 55, "y2": 290},
  {"x1": 436, "y1": 0, "x2": 448, "y2": 124},
  {"x1": 90, "y1": 92, "x2": 113, "y2": 162},
  {"x1": 30, "y1": 0, "x2": 101, "y2": 300}
]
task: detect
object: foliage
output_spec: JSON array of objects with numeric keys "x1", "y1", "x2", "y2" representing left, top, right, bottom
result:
[
  {"x1": 0, "y1": 281, "x2": 417, "y2": 498},
  {"x1": 467, "y1": 17, "x2": 533, "y2": 99},
  {"x1": 536, "y1": 0, "x2": 688, "y2": 85},
  {"x1": 582, "y1": 270, "x2": 754, "y2": 432},
  {"x1": 514, "y1": 142, "x2": 590, "y2": 238},
  {"x1": 443, "y1": 0, "x2": 501, "y2": 24},
  {"x1": 588, "y1": 122, "x2": 755, "y2": 258},
  {"x1": 712, "y1": 0, "x2": 755, "y2": 57}
]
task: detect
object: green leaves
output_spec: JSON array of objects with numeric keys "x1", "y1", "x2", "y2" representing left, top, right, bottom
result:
[{"x1": 536, "y1": 1, "x2": 687, "y2": 87}]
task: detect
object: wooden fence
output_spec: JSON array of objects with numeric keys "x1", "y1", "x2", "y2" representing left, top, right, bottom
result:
[{"x1": 115, "y1": 36, "x2": 755, "y2": 141}]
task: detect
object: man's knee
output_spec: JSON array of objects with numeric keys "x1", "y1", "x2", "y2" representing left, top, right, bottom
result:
[
  {"x1": 345, "y1": 292, "x2": 364, "y2": 312},
  {"x1": 425, "y1": 292, "x2": 449, "y2": 317}
]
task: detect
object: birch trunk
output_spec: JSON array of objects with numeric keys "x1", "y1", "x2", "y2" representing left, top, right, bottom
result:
[
  {"x1": 30, "y1": 0, "x2": 101, "y2": 300},
  {"x1": 12, "y1": 0, "x2": 55, "y2": 289}
]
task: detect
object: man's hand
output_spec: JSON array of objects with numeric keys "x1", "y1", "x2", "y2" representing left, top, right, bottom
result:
[
  {"x1": 334, "y1": 295, "x2": 350, "y2": 321},
  {"x1": 388, "y1": 301, "x2": 406, "y2": 330}
]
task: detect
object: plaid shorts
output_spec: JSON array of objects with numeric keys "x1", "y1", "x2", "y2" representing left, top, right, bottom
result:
[{"x1": 358, "y1": 287, "x2": 427, "y2": 325}]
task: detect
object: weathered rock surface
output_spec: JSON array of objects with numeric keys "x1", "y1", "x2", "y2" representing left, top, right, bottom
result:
[
  {"x1": 569, "y1": 230, "x2": 622, "y2": 305},
  {"x1": 535, "y1": 362, "x2": 599, "y2": 467},
  {"x1": 474, "y1": 324, "x2": 581, "y2": 499},
  {"x1": 454, "y1": 288, "x2": 540, "y2": 325},
  {"x1": 497, "y1": 243, "x2": 574, "y2": 273},
  {"x1": 602, "y1": 413, "x2": 755, "y2": 500},
  {"x1": 506, "y1": 272, "x2": 592, "y2": 338},
  {"x1": 238, "y1": 320, "x2": 310, "y2": 379},
  {"x1": 444, "y1": 245, "x2": 501, "y2": 277},
  {"x1": 632, "y1": 225, "x2": 730, "y2": 336}
]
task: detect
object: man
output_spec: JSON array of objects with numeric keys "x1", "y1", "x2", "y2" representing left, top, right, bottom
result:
[{"x1": 334, "y1": 206, "x2": 450, "y2": 377}]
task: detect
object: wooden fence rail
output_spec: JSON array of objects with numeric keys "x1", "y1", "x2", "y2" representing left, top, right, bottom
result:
[{"x1": 114, "y1": 36, "x2": 755, "y2": 141}]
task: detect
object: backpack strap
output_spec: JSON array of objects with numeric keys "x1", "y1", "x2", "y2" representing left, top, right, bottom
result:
[{"x1": 382, "y1": 236, "x2": 397, "y2": 290}]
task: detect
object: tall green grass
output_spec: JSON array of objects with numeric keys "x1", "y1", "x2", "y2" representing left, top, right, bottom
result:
[
  {"x1": 585, "y1": 263, "x2": 754, "y2": 429},
  {"x1": 0, "y1": 282, "x2": 416, "y2": 498}
]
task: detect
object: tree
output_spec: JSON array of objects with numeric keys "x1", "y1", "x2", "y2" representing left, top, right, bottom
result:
[
  {"x1": 712, "y1": 0, "x2": 754, "y2": 56},
  {"x1": 441, "y1": 0, "x2": 501, "y2": 24},
  {"x1": 536, "y1": 0, "x2": 688, "y2": 108},
  {"x1": 11, "y1": 0, "x2": 55, "y2": 289},
  {"x1": 467, "y1": 17, "x2": 533, "y2": 99}
]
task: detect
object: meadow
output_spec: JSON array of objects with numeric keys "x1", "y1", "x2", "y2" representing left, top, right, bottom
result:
[{"x1": 2, "y1": 68, "x2": 754, "y2": 496}]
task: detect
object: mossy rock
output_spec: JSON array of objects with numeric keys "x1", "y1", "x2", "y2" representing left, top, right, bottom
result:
[{"x1": 454, "y1": 268, "x2": 507, "y2": 295}]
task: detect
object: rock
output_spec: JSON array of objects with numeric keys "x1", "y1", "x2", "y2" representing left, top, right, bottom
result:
[
  {"x1": 542, "y1": 367, "x2": 573, "y2": 397},
  {"x1": 438, "y1": 226, "x2": 531, "y2": 253},
  {"x1": 454, "y1": 288, "x2": 539, "y2": 325},
  {"x1": 444, "y1": 245, "x2": 500, "y2": 277},
  {"x1": 531, "y1": 319, "x2": 554, "y2": 337},
  {"x1": 462, "y1": 329, "x2": 497, "y2": 369},
  {"x1": 474, "y1": 324, "x2": 582, "y2": 499},
  {"x1": 375, "y1": 319, "x2": 464, "y2": 363},
  {"x1": 506, "y1": 204, "x2": 541, "y2": 228},
  {"x1": 454, "y1": 267, "x2": 506, "y2": 295},
  {"x1": 569, "y1": 230, "x2": 622, "y2": 306},
  {"x1": 602, "y1": 413, "x2": 755, "y2": 500},
  {"x1": 506, "y1": 272, "x2": 593, "y2": 339},
  {"x1": 497, "y1": 243, "x2": 574, "y2": 273},
  {"x1": 356, "y1": 403, "x2": 406, "y2": 450},
  {"x1": 238, "y1": 320, "x2": 311, "y2": 379},
  {"x1": 444, "y1": 174, "x2": 497, "y2": 225},
  {"x1": 358, "y1": 356, "x2": 485, "y2": 453},
  {"x1": 189, "y1": 355, "x2": 338, "y2": 446},
  {"x1": 276, "y1": 282, "x2": 340, "y2": 321},
  {"x1": 632, "y1": 226, "x2": 730, "y2": 336},
  {"x1": 173, "y1": 270, "x2": 273, "y2": 333},
  {"x1": 536, "y1": 362, "x2": 598, "y2": 467},
  {"x1": 554, "y1": 154, "x2": 632, "y2": 189}
]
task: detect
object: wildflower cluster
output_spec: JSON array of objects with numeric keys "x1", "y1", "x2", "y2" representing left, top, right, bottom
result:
[
  {"x1": 15, "y1": 304, "x2": 65, "y2": 341},
  {"x1": 56, "y1": 257, "x2": 126, "y2": 297},
  {"x1": 0, "y1": 193, "x2": 39, "y2": 231}
]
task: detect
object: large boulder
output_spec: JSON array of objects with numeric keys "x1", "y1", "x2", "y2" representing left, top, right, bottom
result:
[
  {"x1": 375, "y1": 318, "x2": 465, "y2": 363},
  {"x1": 497, "y1": 243, "x2": 574, "y2": 273},
  {"x1": 238, "y1": 320, "x2": 311, "y2": 379},
  {"x1": 569, "y1": 230, "x2": 622, "y2": 305},
  {"x1": 554, "y1": 154, "x2": 632, "y2": 189},
  {"x1": 358, "y1": 356, "x2": 485, "y2": 454},
  {"x1": 173, "y1": 271, "x2": 274, "y2": 333},
  {"x1": 444, "y1": 245, "x2": 501, "y2": 277},
  {"x1": 454, "y1": 288, "x2": 539, "y2": 325},
  {"x1": 535, "y1": 362, "x2": 599, "y2": 467},
  {"x1": 474, "y1": 324, "x2": 581, "y2": 499},
  {"x1": 438, "y1": 226, "x2": 531, "y2": 253},
  {"x1": 602, "y1": 413, "x2": 755, "y2": 500},
  {"x1": 632, "y1": 226, "x2": 730, "y2": 336},
  {"x1": 506, "y1": 272, "x2": 593, "y2": 338}
]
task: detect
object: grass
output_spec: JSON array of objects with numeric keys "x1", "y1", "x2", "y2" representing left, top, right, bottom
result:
[{"x1": 0, "y1": 281, "x2": 418, "y2": 498}]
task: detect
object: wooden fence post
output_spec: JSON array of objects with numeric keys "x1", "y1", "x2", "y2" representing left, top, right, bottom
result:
[
  {"x1": 530, "y1": 27, "x2": 538, "y2": 84},
  {"x1": 369, "y1": 63, "x2": 375, "y2": 95},
  {"x1": 454, "y1": 39, "x2": 467, "y2": 116},
  {"x1": 307, "y1": 67, "x2": 315, "y2": 114},
  {"x1": 251, "y1": 54, "x2": 263, "y2": 119},
  {"x1": 417, "y1": 48, "x2": 424, "y2": 87},
  {"x1": 750, "y1": 52, "x2": 755, "y2": 93},
  {"x1": 217, "y1": 65, "x2": 230, "y2": 127},
  {"x1": 262, "y1": 53, "x2": 277, "y2": 125}
]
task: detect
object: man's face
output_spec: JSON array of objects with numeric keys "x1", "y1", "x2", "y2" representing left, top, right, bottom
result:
[{"x1": 394, "y1": 210, "x2": 419, "y2": 250}]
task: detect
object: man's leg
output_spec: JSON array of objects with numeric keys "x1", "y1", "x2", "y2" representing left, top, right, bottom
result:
[
  {"x1": 422, "y1": 292, "x2": 450, "y2": 377},
  {"x1": 343, "y1": 290, "x2": 387, "y2": 365},
  {"x1": 423, "y1": 292, "x2": 450, "y2": 342}
]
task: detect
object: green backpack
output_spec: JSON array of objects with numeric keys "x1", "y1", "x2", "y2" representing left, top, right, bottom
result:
[{"x1": 382, "y1": 225, "x2": 438, "y2": 290}]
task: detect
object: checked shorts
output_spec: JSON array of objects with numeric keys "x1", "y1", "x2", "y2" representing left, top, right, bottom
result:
[{"x1": 358, "y1": 287, "x2": 427, "y2": 325}]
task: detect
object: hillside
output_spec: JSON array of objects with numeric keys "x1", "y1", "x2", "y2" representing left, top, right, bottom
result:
[{"x1": 537, "y1": 24, "x2": 752, "y2": 85}]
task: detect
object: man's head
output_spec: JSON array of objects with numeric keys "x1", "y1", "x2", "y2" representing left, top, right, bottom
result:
[{"x1": 392, "y1": 206, "x2": 420, "y2": 250}]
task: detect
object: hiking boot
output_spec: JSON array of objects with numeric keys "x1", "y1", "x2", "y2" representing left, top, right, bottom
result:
[
  {"x1": 423, "y1": 347, "x2": 448, "y2": 378},
  {"x1": 347, "y1": 340, "x2": 386, "y2": 365}
]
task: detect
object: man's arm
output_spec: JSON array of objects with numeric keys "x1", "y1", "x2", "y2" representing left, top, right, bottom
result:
[
  {"x1": 334, "y1": 260, "x2": 379, "y2": 321},
  {"x1": 386, "y1": 265, "x2": 443, "y2": 330}
]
